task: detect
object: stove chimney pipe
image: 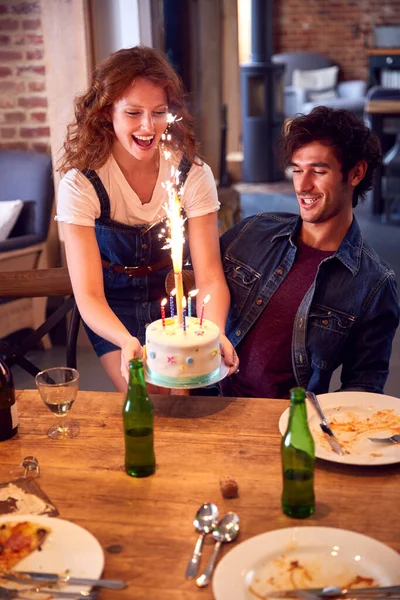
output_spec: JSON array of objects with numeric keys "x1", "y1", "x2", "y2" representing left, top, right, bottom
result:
[
  {"x1": 250, "y1": 0, "x2": 273, "y2": 63},
  {"x1": 240, "y1": 0, "x2": 285, "y2": 182}
]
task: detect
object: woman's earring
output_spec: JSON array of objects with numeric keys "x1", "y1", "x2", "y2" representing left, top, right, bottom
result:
[
  {"x1": 161, "y1": 124, "x2": 171, "y2": 145},
  {"x1": 160, "y1": 123, "x2": 172, "y2": 156}
]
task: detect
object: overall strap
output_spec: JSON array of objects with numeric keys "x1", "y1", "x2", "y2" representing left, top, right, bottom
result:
[
  {"x1": 81, "y1": 169, "x2": 111, "y2": 220},
  {"x1": 177, "y1": 155, "x2": 192, "y2": 188},
  {"x1": 82, "y1": 157, "x2": 191, "y2": 221}
]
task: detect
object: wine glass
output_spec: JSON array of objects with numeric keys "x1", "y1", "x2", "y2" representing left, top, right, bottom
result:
[{"x1": 35, "y1": 367, "x2": 80, "y2": 439}]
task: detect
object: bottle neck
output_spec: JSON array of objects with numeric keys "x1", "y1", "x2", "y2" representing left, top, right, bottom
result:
[
  {"x1": 0, "y1": 358, "x2": 13, "y2": 383},
  {"x1": 126, "y1": 359, "x2": 152, "y2": 408},
  {"x1": 288, "y1": 388, "x2": 307, "y2": 416},
  {"x1": 128, "y1": 368, "x2": 147, "y2": 389},
  {"x1": 0, "y1": 358, "x2": 15, "y2": 403},
  {"x1": 288, "y1": 397, "x2": 308, "y2": 428},
  {"x1": 128, "y1": 358, "x2": 146, "y2": 387}
]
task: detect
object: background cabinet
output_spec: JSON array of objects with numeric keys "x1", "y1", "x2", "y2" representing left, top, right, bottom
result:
[{"x1": 368, "y1": 49, "x2": 400, "y2": 88}]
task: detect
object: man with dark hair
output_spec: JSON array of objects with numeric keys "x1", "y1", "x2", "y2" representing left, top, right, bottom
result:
[{"x1": 220, "y1": 106, "x2": 399, "y2": 398}]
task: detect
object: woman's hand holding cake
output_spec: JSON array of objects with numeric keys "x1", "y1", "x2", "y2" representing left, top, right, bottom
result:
[{"x1": 220, "y1": 334, "x2": 240, "y2": 376}]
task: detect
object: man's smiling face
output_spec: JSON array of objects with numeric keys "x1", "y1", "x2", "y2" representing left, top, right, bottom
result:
[{"x1": 291, "y1": 141, "x2": 354, "y2": 224}]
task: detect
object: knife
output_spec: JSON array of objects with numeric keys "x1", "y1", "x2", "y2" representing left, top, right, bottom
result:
[
  {"x1": 5, "y1": 571, "x2": 127, "y2": 590},
  {"x1": 0, "y1": 585, "x2": 97, "y2": 599},
  {"x1": 266, "y1": 585, "x2": 400, "y2": 598},
  {"x1": 305, "y1": 391, "x2": 345, "y2": 456}
]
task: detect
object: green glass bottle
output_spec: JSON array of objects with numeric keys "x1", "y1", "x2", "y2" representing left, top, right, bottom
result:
[
  {"x1": 281, "y1": 387, "x2": 315, "y2": 518},
  {"x1": 123, "y1": 358, "x2": 155, "y2": 477}
]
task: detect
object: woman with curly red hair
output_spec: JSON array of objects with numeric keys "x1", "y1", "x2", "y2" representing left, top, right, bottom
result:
[{"x1": 57, "y1": 46, "x2": 238, "y2": 392}]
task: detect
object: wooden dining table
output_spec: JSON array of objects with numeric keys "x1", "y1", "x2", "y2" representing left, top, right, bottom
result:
[{"x1": 1, "y1": 389, "x2": 400, "y2": 599}]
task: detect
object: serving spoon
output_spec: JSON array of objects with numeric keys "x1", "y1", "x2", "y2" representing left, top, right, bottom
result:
[
  {"x1": 196, "y1": 512, "x2": 240, "y2": 588},
  {"x1": 185, "y1": 502, "x2": 219, "y2": 579}
]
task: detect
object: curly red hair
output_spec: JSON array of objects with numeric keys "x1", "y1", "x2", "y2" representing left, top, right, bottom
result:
[{"x1": 58, "y1": 46, "x2": 198, "y2": 174}]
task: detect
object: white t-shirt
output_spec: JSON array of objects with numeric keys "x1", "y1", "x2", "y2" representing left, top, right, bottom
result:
[{"x1": 56, "y1": 151, "x2": 220, "y2": 227}]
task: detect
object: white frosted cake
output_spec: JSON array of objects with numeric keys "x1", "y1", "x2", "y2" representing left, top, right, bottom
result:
[{"x1": 145, "y1": 316, "x2": 221, "y2": 387}]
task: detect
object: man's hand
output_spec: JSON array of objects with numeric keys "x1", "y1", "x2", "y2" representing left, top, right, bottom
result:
[
  {"x1": 120, "y1": 336, "x2": 143, "y2": 383},
  {"x1": 220, "y1": 334, "x2": 239, "y2": 376}
]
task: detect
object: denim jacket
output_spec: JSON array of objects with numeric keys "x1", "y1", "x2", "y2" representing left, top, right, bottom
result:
[{"x1": 220, "y1": 213, "x2": 400, "y2": 394}]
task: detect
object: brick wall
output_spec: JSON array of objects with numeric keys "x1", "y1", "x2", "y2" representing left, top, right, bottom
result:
[
  {"x1": 274, "y1": 0, "x2": 400, "y2": 81},
  {"x1": 2, "y1": 0, "x2": 400, "y2": 154},
  {"x1": 0, "y1": 0, "x2": 50, "y2": 152}
]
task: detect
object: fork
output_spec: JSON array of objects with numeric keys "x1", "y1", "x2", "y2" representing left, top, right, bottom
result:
[
  {"x1": 0, "y1": 586, "x2": 98, "y2": 599},
  {"x1": 368, "y1": 434, "x2": 400, "y2": 444}
]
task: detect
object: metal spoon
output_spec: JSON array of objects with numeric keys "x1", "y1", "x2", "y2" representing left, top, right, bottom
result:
[
  {"x1": 196, "y1": 512, "x2": 240, "y2": 588},
  {"x1": 185, "y1": 502, "x2": 219, "y2": 579}
]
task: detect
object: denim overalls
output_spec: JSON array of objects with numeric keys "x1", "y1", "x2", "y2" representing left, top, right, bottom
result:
[{"x1": 81, "y1": 157, "x2": 191, "y2": 357}]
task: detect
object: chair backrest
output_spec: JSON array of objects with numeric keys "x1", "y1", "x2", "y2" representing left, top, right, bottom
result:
[
  {"x1": 0, "y1": 149, "x2": 54, "y2": 243},
  {"x1": 0, "y1": 268, "x2": 80, "y2": 377},
  {"x1": 366, "y1": 85, "x2": 400, "y2": 102},
  {"x1": 272, "y1": 52, "x2": 335, "y2": 87}
]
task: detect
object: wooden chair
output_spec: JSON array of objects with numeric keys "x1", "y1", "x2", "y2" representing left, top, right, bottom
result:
[
  {"x1": 0, "y1": 267, "x2": 199, "y2": 379},
  {"x1": 0, "y1": 268, "x2": 81, "y2": 377},
  {"x1": 0, "y1": 150, "x2": 55, "y2": 348}
]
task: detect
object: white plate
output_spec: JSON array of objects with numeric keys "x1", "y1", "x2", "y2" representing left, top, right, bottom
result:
[
  {"x1": 0, "y1": 514, "x2": 104, "y2": 594},
  {"x1": 278, "y1": 391, "x2": 400, "y2": 466},
  {"x1": 213, "y1": 526, "x2": 400, "y2": 600},
  {"x1": 145, "y1": 362, "x2": 229, "y2": 390}
]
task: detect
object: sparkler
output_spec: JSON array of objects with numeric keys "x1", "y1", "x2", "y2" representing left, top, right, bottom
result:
[{"x1": 161, "y1": 125, "x2": 186, "y2": 325}]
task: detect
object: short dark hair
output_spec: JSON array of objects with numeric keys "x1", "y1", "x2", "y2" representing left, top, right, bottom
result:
[{"x1": 280, "y1": 107, "x2": 382, "y2": 207}]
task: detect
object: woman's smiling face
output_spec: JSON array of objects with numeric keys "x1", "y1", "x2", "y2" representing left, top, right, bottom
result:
[{"x1": 111, "y1": 78, "x2": 169, "y2": 163}]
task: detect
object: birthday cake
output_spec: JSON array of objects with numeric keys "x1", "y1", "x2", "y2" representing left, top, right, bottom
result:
[{"x1": 145, "y1": 316, "x2": 221, "y2": 387}]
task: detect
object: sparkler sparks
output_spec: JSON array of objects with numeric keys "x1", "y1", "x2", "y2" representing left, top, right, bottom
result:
[
  {"x1": 159, "y1": 112, "x2": 185, "y2": 263},
  {"x1": 161, "y1": 121, "x2": 186, "y2": 325},
  {"x1": 160, "y1": 112, "x2": 202, "y2": 327},
  {"x1": 161, "y1": 166, "x2": 185, "y2": 275},
  {"x1": 167, "y1": 113, "x2": 181, "y2": 124}
]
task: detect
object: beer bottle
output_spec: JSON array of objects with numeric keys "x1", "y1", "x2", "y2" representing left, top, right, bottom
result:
[
  {"x1": 123, "y1": 358, "x2": 155, "y2": 477},
  {"x1": 0, "y1": 357, "x2": 18, "y2": 442},
  {"x1": 281, "y1": 387, "x2": 315, "y2": 518}
]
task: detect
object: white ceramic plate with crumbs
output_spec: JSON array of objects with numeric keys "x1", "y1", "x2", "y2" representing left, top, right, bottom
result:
[
  {"x1": 212, "y1": 526, "x2": 400, "y2": 600},
  {"x1": 0, "y1": 514, "x2": 104, "y2": 594},
  {"x1": 278, "y1": 391, "x2": 400, "y2": 466}
]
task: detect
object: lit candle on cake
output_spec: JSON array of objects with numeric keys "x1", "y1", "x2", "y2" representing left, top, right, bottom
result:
[
  {"x1": 199, "y1": 294, "x2": 211, "y2": 327},
  {"x1": 188, "y1": 289, "x2": 199, "y2": 318},
  {"x1": 170, "y1": 288, "x2": 176, "y2": 318},
  {"x1": 182, "y1": 296, "x2": 187, "y2": 332},
  {"x1": 161, "y1": 298, "x2": 167, "y2": 328}
]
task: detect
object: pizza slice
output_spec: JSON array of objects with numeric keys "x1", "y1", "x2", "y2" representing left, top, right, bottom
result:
[{"x1": 0, "y1": 521, "x2": 50, "y2": 572}]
